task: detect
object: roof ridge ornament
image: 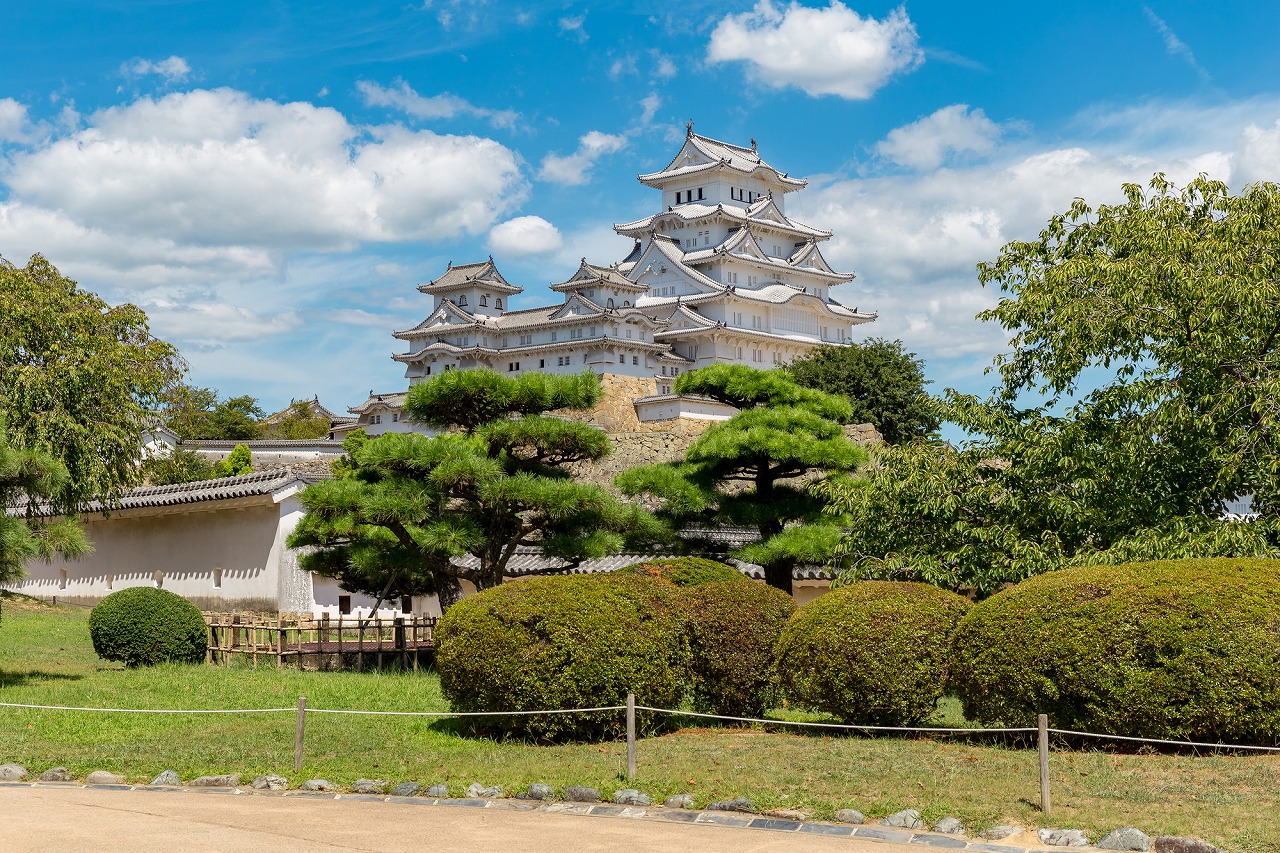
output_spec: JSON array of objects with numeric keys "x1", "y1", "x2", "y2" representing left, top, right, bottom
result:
[
  {"x1": 751, "y1": 137, "x2": 757, "y2": 152},
  {"x1": 686, "y1": 119, "x2": 694, "y2": 137}
]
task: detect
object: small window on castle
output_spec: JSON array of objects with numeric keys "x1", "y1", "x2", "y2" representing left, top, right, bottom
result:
[
  {"x1": 539, "y1": 359, "x2": 545, "y2": 368},
  {"x1": 675, "y1": 191, "x2": 683, "y2": 204},
  {"x1": 480, "y1": 294, "x2": 489, "y2": 306},
  {"x1": 623, "y1": 301, "x2": 631, "y2": 308},
  {"x1": 392, "y1": 412, "x2": 399, "y2": 422},
  {"x1": 606, "y1": 298, "x2": 614, "y2": 309},
  {"x1": 458, "y1": 295, "x2": 468, "y2": 306},
  {"x1": 619, "y1": 353, "x2": 626, "y2": 364},
  {"x1": 495, "y1": 298, "x2": 503, "y2": 310},
  {"x1": 401, "y1": 596, "x2": 413, "y2": 614},
  {"x1": 213, "y1": 567, "x2": 223, "y2": 589},
  {"x1": 425, "y1": 366, "x2": 432, "y2": 375},
  {"x1": 697, "y1": 187, "x2": 704, "y2": 200},
  {"x1": 632, "y1": 356, "x2": 639, "y2": 365}
]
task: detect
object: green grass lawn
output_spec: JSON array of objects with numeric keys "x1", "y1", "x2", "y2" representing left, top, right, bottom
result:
[{"x1": 2, "y1": 599, "x2": 1277, "y2": 853}]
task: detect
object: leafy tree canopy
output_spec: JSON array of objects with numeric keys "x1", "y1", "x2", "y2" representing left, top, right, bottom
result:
[
  {"x1": 288, "y1": 370, "x2": 662, "y2": 611},
  {"x1": 159, "y1": 385, "x2": 263, "y2": 441},
  {"x1": 139, "y1": 447, "x2": 217, "y2": 486},
  {"x1": 212, "y1": 444, "x2": 253, "y2": 478},
  {"x1": 616, "y1": 364, "x2": 868, "y2": 594},
  {"x1": 0, "y1": 254, "x2": 184, "y2": 513},
  {"x1": 786, "y1": 338, "x2": 938, "y2": 444},
  {"x1": 258, "y1": 399, "x2": 331, "y2": 440},
  {"x1": 821, "y1": 174, "x2": 1280, "y2": 594}
]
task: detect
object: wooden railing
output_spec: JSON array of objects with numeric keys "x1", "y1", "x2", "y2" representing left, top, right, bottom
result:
[{"x1": 203, "y1": 612, "x2": 437, "y2": 671}]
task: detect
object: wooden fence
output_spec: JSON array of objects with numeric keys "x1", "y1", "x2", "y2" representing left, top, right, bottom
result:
[{"x1": 204, "y1": 612, "x2": 437, "y2": 672}]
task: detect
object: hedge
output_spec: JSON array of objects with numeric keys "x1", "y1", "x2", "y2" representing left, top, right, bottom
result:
[
  {"x1": 776, "y1": 581, "x2": 971, "y2": 725},
  {"x1": 619, "y1": 557, "x2": 746, "y2": 587},
  {"x1": 88, "y1": 587, "x2": 207, "y2": 667},
  {"x1": 950, "y1": 558, "x2": 1280, "y2": 743},
  {"x1": 682, "y1": 579, "x2": 796, "y2": 717},
  {"x1": 434, "y1": 573, "x2": 690, "y2": 742}
]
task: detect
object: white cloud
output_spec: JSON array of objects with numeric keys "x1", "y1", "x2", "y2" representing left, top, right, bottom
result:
[
  {"x1": 322, "y1": 308, "x2": 404, "y2": 329},
  {"x1": 1234, "y1": 119, "x2": 1280, "y2": 185},
  {"x1": 638, "y1": 93, "x2": 661, "y2": 128},
  {"x1": 142, "y1": 299, "x2": 301, "y2": 348},
  {"x1": 1143, "y1": 6, "x2": 1211, "y2": 82},
  {"x1": 487, "y1": 216, "x2": 565, "y2": 256},
  {"x1": 653, "y1": 55, "x2": 677, "y2": 79},
  {"x1": 707, "y1": 1, "x2": 923, "y2": 99},
  {"x1": 120, "y1": 56, "x2": 191, "y2": 81},
  {"x1": 0, "y1": 98, "x2": 40, "y2": 143},
  {"x1": 0, "y1": 89, "x2": 526, "y2": 268},
  {"x1": 559, "y1": 14, "x2": 588, "y2": 42},
  {"x1": 356, "y1": 79, "x2": 518, "y2": 129},
  {"x1": 538, "y1": 130, "x2": 628, "y2": 185},
  {"x1": 877, "y1": 105, "x2": 1002, "y2": 171}
]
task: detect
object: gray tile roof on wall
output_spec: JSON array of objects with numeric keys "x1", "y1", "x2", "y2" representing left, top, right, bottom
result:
[{"x1": 90, "y1": 463, "x2": 333, "y2": 513}]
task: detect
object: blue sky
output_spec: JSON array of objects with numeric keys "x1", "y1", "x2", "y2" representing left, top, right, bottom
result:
[{"x1": 4, "y1": 1, "x2": 1280, "y2": 418}]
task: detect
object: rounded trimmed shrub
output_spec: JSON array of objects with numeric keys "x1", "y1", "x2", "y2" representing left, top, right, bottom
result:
[
  {"x1": 619, "y1": 557, "x2": 746, "y2": 587},
  {"x1": 682, "y1": 580, "x2": 797, "y2": 718},
  {"x1": 435, "y1": 573, "x2": 690, "y2": 742},
  {"x1": 776, "y1": 581, "x2": 972, "y2": 725},
  {"x1": 951, "y1": 558, "x2": 1280, "y2": 743},
  {"x1": 88, "y1": 587, "x2": 207, "y2": 667}
]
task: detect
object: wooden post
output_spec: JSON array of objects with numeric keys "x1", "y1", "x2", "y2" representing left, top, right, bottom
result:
[
  {"x1": 205, "y1": 619, "x2": 213, "y2": 665},
  {"x1": 1038, "y1": 713, "x2": 1051, "y2": 815},
  {"x1": 626, "y1": 692, "x2": 636, "y2": 783},
  {"x1": 356, "y1": 614, "x2": 364, "y2": 672},
  {"x1": 294, "y1": 696, "x2": 307, "y2": 772},
  {"x1": 276, "y1": 616, "x2": 285, "y2": 669}
]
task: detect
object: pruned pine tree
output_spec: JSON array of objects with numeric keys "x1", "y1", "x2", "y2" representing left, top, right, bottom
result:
[
  {"x1": 0, "y1": 422, "x2": 92, "y2": 586},
  {"x1": 615, "y1": 364, "x2": 868, "y2": 595},
  {"x1": 287, "y1": 369, "x2": 663, "y2": 612}
]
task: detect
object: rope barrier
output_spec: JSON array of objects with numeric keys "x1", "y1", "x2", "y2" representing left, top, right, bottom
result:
[
  {"x1": 3, "y1": 699, "x2": 1278, "y2": 751},
  {"x1": 305, "y1": 705, "x2": 625, "y2": 717},
  {"x1": 0, "y1": 702, "x2": 295, "y2": 714},
  {"x1": 1048, "y1": 727, "x2": 1280, "y2": 752}
]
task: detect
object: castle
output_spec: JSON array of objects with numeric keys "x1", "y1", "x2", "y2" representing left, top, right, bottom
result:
[{"x1": 343, "y1": 125, "x2": 875, "y2": 434}]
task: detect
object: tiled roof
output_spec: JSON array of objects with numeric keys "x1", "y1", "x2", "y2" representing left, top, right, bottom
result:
[
  {"x1": 68, "y1": 463, "x2": 332, "y2": 515},
  {"x1": 615, "y1": 203, "x2": 831, "y2": 240},
  {"x1": 453, "y1": 543, "x2": 830, "y2": 581},
  {"x1": 639, "y1": 132, "x2": 807, "y2": 191},
  {"x1": 185, "y1": 438, "x2": 345, "y2": 449},
  {"x1": 348, "y1": 391, "x2": 408, "y2": 414},
  {"x1": 418, "y1": 259, "x2": 522, "y2": 295}
]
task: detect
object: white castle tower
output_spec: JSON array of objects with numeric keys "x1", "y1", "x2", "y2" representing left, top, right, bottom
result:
[{"x1": 347, "y1": 126, "x2": 876, "y2": 433}]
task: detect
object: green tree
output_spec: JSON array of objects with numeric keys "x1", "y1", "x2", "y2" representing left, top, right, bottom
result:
[
  {"x1": 139, "y1": 447, "x2": 217, "y2": 485},
  {"x1": 616, "y1": 364, "x2": 868, "y2": 595},
  {"x1": 158, "y1": 385, "x2": 263, "y2": 440},
  {"x1": 821, "y1": 174, "x2": 1280, "y2": 592},
  {"x1": 212, "y1": 444, "x2": 253, "y2": 478},
  {"x1": 786, "y1": 338, "x2": 938, "y2": 443},
  {"x1": 0, "y1": 254, "x2": 184, "y2": 513},
  {"x1": 329, "y1": 428, "x2": 369, "y2": 478},
  {"x1": 0, "y1": 422, "x2": 92, "y2": 585},
  {"x1": 288, "y1": 370, "x2": 662, "y2": 612}
]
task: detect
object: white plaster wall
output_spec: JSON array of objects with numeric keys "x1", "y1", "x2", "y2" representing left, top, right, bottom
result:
[{"x1": 12, "y1": 500, "x2": 290, "y2": 609}]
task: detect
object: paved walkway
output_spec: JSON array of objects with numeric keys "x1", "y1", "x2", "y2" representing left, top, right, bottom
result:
[{"x1": 0, "y1": 783, "x2": 1052, "y2": 853}]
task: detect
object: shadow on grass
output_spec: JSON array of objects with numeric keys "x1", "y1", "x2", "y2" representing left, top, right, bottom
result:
[{"x1": 0, "y1": 670, "x2": 85, "y2": 688}]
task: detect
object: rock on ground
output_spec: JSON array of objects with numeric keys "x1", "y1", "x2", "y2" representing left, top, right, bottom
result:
[
  {"x1": 1099, "y1": 829, "x2": 1151, "y2": 852},
  {"x1": 565, "y1": 786, "x2": 601, "y2": 803},
  {"x1": 882, "y1": 809, "x2": 923, "y2": 829},
  {"x1": 706, "y1": 797, "x2": 756, "y2": 813},
  {"x1": 84, "y1": 771, "x2": 126, "y2": 785},
  {"x1": 390, "y1": 782, "x2": 420, "y2": 797},
  {"x1": 465, "y1": 783, "x2": 502, "y2": 799},
  {"x1": 300, "y1": 779, "x2": 334, "y2": 791},
  {"x1": 39, "y1": 767, "x2": 72, "y2": 782},
  {"x1": 351, "y1": 779, "x2": 387, "y2": 795},
  {"x1": 150, "y1": 770, "x2": 180, "y2": 786},
  {"x1": 0, "y1": 763, "x2": 28, "y2": 781},
  {"x1": 981, "y1": 827, "x2": 1020, "y2": 840},
  {"x1": 835, "y1": 809, "x2": 866, "y2": 825},
  {"x1": 425, "y1": 784, "x2": 450, "y2": 798},
  {"x1": 519, "y1": 783, "x2": 553, "y2": 801},
  {"x1": 932, "y1": 817, "x2": 965, "y2": 835},
  {"x1": 190, "y1": 774, "x2": 240, "y2": 788},
  {"x1": 1039, "y1": 829, "x2": 1090, "y2": 847},
  {"x1": 663, "y1": 794, "x2": 694, "y2": 809},
  {"x1": 612, "y1": 789, "x2": 652, "y2": 806},
  {"x1": 1155, "y1": 837, "x2": 1221, "y2": 853},
  {"x1": 252, "y1": 774, "x2": 288, "y2": 791}
]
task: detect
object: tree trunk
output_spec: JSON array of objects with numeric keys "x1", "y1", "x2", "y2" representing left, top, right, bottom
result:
[
  {"x1": 763, "y1": 560, "x2": 794, "y2": 597},
  {"x1": 436, "y1": 575, "x2": 464, "y2": 614}
]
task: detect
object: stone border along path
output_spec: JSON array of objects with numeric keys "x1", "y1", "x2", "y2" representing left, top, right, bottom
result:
[{"x1": 0, "y1": 781, "x2": 1220, "y2": 853}]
